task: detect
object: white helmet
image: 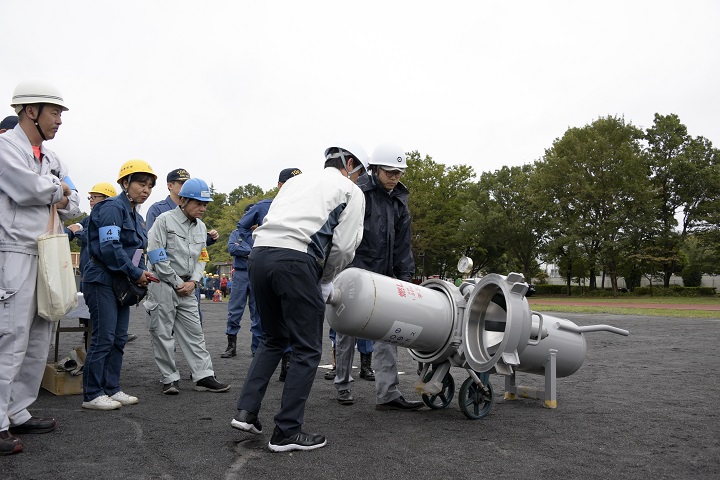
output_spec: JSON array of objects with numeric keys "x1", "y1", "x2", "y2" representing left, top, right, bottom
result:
[
  {"x1": 325, "y1": 142, "x2": 369, "y2": 173},
  {"x1": 370, "y1": 143, "x2": 407, "y2": 169},
  {"x1": 11, "y1": 79, "x2": 69, "y2": 113}
]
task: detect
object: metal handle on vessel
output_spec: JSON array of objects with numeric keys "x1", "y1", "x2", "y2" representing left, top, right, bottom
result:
[
  {"x1": 527, "y1": 311, "x2": 544, "y2": 346},
  {"x1": 557, "y1": 323, "x2": 629, "y2": 336}
]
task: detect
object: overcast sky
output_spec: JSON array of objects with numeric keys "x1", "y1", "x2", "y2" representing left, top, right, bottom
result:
[{"x1": 3, "y1": 0, "x2": 719, "y2": 214}]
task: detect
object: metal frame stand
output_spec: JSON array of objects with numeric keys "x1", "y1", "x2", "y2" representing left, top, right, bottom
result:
[{"x1": 503, "y1": 349, "x2": 558, "y2": 409}]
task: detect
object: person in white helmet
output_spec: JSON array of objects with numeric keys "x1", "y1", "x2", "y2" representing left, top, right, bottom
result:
[
  {"x1": 0, "y1": 80, "x2": 81, "y2": 456},
  {"x1": 332, "y1": 143, "x2": 423, "y2": 410},
  {"x1": 231, "y1": 143, "x2": 367, "y2": 452}
]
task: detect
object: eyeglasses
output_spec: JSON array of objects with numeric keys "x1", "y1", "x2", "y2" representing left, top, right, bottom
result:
[
  {"x1": 88, "y1": 195, "x2": 107, "y2": 201},
  {"x1": 379, "y1": 167, "x2": 404, "y2": 178}
]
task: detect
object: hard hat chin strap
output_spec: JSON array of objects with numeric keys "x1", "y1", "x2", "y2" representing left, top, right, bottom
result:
[
  {"x1": 125, "y1": 191, "x2": 138, "y2": 206},
  {"x1": 342, "y1": 153, "x2": 364, "y2": 177},
  {"x1": 25, "y1": 104, "x2": 48, "y2": 141},
  {"x1": 123, "y1": 174, "x2": 139, "y2": 206},
  {"x1": 327, "y1": 149, "x2": 363, "y2": 178}
]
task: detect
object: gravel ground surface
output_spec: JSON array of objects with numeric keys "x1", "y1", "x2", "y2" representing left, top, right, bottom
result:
[{"x1": 3, "y1": 301, "x2": 719, "y2": 479}]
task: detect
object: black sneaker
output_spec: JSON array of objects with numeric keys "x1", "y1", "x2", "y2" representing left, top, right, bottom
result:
[
  {"x1": 194, "y1": 376, "x2": 230, "y2": 393},
  {"x1": 336, "y1": 389, "x2": 355, "y2": 405},
  {"x1": 268, "y1": 426, "x2": 326, "y2": 453},
  {"x1": 162, "y1": 381, "x2": 180, "y2": 395},
  {"x1": 231, "y1": 410, "x2": 262, "y2": 434}
]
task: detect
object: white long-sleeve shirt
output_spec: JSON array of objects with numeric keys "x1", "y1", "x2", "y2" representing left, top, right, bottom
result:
[
  {"x1": 0, "y1": 124, "x2": 81, "y2": 255},
  {"x1": 253, "y1": 167, "x2": 365, "y2": 282}
]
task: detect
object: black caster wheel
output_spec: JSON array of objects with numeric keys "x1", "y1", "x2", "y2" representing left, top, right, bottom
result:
[
  {"x1": 421, "y1": 370, "x2": 455, "y2": 409},
  {"x1": 458, "y1": 376, "x2": 493, "y2": 419}
]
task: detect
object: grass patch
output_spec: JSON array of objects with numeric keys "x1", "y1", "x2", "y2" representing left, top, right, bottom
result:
[
  {"x1": 531, "y1": 296, "x2": 720, "y2": 305},
  {"x1": 529, "y1": 303, "x2": 720, "y2": 318}
]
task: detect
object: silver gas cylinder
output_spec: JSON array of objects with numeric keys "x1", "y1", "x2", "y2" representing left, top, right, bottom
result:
[{"x1": 326, "y1": 268, "x2": 464, "y2": 362}]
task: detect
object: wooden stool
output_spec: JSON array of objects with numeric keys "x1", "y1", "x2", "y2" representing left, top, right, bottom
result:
[
  {"x1": 54, "y1": 317, "x2": 91, "y2": 362},
  {"x1": 53, "y1": 292, "x2": 92, "y2": 362}
]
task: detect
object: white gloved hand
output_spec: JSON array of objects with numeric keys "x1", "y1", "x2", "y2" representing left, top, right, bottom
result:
[{"x1": 320, "y1": 282, "x2": 334, "y2": 302}]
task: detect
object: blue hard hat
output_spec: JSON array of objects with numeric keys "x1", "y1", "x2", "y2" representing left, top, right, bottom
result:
[{"x1": 179, "y1": 178, "x2": 213, "y2": 203}]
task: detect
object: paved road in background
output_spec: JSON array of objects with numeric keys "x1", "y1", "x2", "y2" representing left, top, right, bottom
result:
[{"x1": 3, "y1": 301, "x2": 719, "y2": 479}]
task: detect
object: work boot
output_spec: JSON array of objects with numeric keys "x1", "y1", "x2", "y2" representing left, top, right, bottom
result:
[
  {"x1": 278, "y1": 352, "x2": 290, "y2": 382},
  {"x1": 359, "y1": 352, "x2": 375, "y2": 381},
  {"x1": 9, "y1": 417, "x2": 57, "y2": 434},
  {"x1": 376, "y1": 395, "x2": 424, "y2": 411},
  {"x1": 0, "y1": 430, "x2": 23, "y2": 456},
  {"x1": 324, "y1": 346, "x2": 336, "y2": 380},
  {"x1": 221, "y1": 335, "x2": 237, "y2": 358}
]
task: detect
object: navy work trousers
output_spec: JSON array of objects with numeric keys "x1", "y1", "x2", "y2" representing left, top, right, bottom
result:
[{"x1": 236, "y1": 247, "x2": 323, "y2": 436}]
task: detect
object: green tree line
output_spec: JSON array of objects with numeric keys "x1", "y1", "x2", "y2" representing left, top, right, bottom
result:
[{"x1": 401, "y1": 113, "x2": 719, "y2": 294}]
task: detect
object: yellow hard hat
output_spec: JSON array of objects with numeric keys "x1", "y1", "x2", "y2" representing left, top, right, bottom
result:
[
  {"x1": 88, "y1": 182, "x2": 117, "y2": 198},
  {"x1": 117, "y1": 159, "x2": 157, "y2": 184}
]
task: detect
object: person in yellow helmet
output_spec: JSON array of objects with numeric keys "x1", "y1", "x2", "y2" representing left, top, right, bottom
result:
[
  {"x1": 81, "y1": 160, "x2": 157, "y2": 411},
  {"x1": 66, "y1": 182, "x2": 117, "y2": 277}
]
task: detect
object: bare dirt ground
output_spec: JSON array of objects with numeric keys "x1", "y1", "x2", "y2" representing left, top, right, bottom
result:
[{"x1": 3, "y1": 302, "x2": 719, "y2": 479}]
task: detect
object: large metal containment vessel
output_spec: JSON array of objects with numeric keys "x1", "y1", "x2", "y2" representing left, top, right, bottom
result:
[{"x1": 459, "y1": 273, "x2": 589, "y2": 377}]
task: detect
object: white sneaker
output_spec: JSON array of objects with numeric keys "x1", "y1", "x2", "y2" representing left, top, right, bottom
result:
[
  {"x1": 110, "y1": 391, "x2": 139, "y2": 405},
  {"x1": 82, "y1": 395, "x2": 122, "y2": 410}
]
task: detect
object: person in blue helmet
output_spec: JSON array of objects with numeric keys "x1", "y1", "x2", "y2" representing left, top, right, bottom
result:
[
  {"x1": 222, "y1": 168, "x2": 302, "y2": 383},
  {"x1": 146, "y1": 168, "x2": 219, "y2": 324},
  {"x1": 144, "y1": 178, "x2": 230, "y2": 395}
]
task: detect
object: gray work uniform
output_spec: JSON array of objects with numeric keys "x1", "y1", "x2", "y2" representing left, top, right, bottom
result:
[
  {"x1": 144, "y1": 206, "x2": 214, "y2": 384},
  {"x1": 0, "y1": 125, "x2": 80, "y2": 430}
]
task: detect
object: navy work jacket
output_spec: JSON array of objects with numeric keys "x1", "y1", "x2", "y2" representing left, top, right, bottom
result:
[
  {"x1": 83, "y1": 194, "x2": 147, "y2": 285},
  {"x1": 349, "y1": 176, "x2": 415, "y2": 281}
]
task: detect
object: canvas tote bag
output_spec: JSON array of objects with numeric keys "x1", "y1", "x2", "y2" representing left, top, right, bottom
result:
[{"x1": 37, "y1": 205, "x2": 78, "y2": 321}]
